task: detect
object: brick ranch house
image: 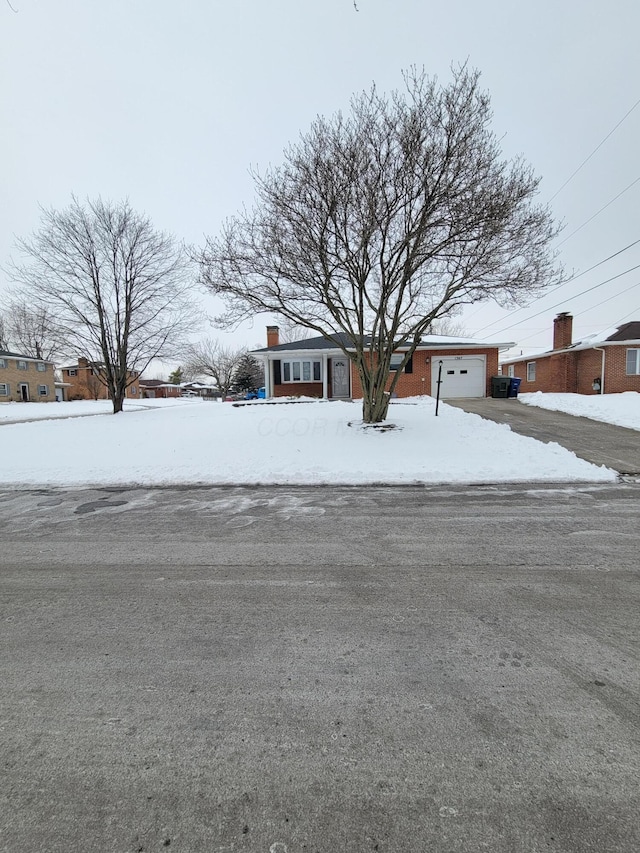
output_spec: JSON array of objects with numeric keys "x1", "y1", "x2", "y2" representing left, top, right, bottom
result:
[
  {"x1": 252, "y1": 326, "x2": 514, "y2": 400},
  {"x1": 139, "y1": 379, "x2": 181, "y2": 399},
  {"x1": 60, "y1": 357, "x2": 142, "y2": 401},
  {"x1": 0, "y1": 350, "x2": 56, "y2": 402},
  {"x1": 500, "y1": 312, "x2": 640, "y2": 395}
]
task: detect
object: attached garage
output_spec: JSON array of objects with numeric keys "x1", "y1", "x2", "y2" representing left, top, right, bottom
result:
[{"x1": 431, "y1": 355, "x2": 486, "y2": 398}]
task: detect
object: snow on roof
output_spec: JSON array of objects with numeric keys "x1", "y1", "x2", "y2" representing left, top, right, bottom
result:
[
  {"x1": 253, "y1": 332, "x2": 514, "y2": 354},
  {"x1": 501, "y1": 320, "x2": 640, "y2": 364}
]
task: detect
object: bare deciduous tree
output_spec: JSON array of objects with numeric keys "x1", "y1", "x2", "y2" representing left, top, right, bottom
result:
[
  {"x1": 4, "y1": 300, "x2": 63, "y2": 361},
  {"x1": 183, "y1": 339, "x2": 246, "y2": 399},
  {"x1": 197, "y1": 66, "x2": 562, "y2": 422},
  {"x1": 9, "y1": 197, "x2": 197, "y2": 413},
  {"x1": 0, "y1": 314, "x2": 8, "y2": 350},
  {"x1": 277, "y1": 318, "x2": 316, "y2": 345},
  {"x1": 427, "y1": 317, "x2": 468, "y2": 338}
]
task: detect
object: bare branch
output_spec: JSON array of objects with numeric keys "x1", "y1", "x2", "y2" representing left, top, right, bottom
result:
[
  {"x1": 9, "y1": 197, "x2": 199, "y2": 413},
  {"x1": 197, "y1": 66, "x2": 562, "y2": 422}
]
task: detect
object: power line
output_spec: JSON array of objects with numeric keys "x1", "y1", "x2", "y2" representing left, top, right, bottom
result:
[
  {"x1": 471, "y1": 238, "x2": 640, "y2": 335},
  {"x1": 548, "y1": 96, "x2": 640, "y2": 203},
  {"x1": 556, "y1": 175, "x2": 640, "y2": 247},
  {"x1": 475, "y1": 263, "x2": 640, "y2": 338},
  {"x1": 514, "y1": 279, "x2": 640, "y2": 345}
]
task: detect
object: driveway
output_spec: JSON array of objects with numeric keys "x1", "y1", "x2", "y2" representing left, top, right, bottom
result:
[
  {"x1": 2, "y1": 483, "x2": 640, "y2": 852},
  {"x1": 445, "y1": 397, "x2": 640, "y2": 475}
]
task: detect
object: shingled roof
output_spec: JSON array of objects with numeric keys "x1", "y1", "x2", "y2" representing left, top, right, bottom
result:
[{"x1": 605, "y1": 322, "x2": 640, "y2": 342}]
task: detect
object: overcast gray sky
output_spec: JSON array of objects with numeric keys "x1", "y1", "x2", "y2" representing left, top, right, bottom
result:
[{"x1": 1, "y1": 0, "x2": 638, "y2": 369}]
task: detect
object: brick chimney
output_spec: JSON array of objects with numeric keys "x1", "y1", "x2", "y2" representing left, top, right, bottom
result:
[
  {"x1": 266, "y1": 325, "x2": 280, "y2": 348},
  {"x1": 78, "y1": 357, "x2": 89, "y2": 368},
  {"x1": 553, "y1": 312, "x2": 573, "y2": 350}
]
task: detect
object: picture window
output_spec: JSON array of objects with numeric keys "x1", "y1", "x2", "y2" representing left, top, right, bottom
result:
[
  {"x1": 282, "y1": 359, "x2": 322, "y2": 383},
  {"x1": 626, "y1": 349, "x2": 640, "y2": 375}
]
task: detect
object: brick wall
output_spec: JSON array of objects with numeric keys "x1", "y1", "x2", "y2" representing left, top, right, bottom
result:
[
  {"x1": 63, "y1": 365, "x2": 141, "y2": 400},
  {"x1": 505, "y1": 345, "x2": 640, "y2": 394},
  {"x1": 271, "y1": 347, "x2": 499, "y2": 399},
  {"x1": 351, "y1": 348, "x2": 499, "y2": 398},
  {"x1": 273, "y1": 381, "x2": 323, "y2": 398},
  {"x1": 0, "y1": 357, "x2": 56, "y2": 402}
]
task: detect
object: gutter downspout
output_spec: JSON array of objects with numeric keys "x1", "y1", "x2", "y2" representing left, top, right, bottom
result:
[{"x1": 593, "y1": 347, "x2": 606, "y2": 395}]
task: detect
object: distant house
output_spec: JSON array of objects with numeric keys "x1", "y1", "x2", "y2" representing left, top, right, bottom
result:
[
  {"x1": 501, "y1": 313, "x2": 640, "y2": 395},
  {"x1": 59, "y1": 357, "x2": 141, "y2": 400},
  {"x1": 139, "y1": 379, "x2": 181, "y2": 399},
  {"x1": 0, "y1": 350, "x2": 56, "y2": 403},
  {"x1": 180, "y1": 382, "x2": 220, "y2": 399},
  {"x1": 252, "y1": 326, "x2": 514, "y2": 400}
]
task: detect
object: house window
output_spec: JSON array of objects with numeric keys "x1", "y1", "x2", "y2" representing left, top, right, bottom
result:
[
  {"x1": 527, "y1": 362, "x2": 536, "y2": 381},
  {"x1": 131, "y1": 386, "x2": 137, "y2": 395},
  {"x1": 388, "y1": 353, "x2": 414, "y2": 373},
  {"x1": 36, "y1": 362, "x2": 47, "y2": 372},
  {"x1": 507, "y1": 364, "x2": 514, "y2": 377},
  {"x1": 17, "y1": 360, "x2": 28, "y2": 370},
  {"x1": 626, "y1": 349, "x2": 640, "y2": 375},
  {"x1": 68, "y1": 368, "x2": 78, "y2": 376},
  {"x1": 0, "y1": 358, "x2": 6, "y2": 369},
  {"x1": 37, "y1": 384, "x2": 49, "y2": 396},
  {"x1": 0, "y1": 383, "x2": 8, "y2": 396},
  {"x1": 282, "y1": 359, "x2": 322, "y2": 383}
]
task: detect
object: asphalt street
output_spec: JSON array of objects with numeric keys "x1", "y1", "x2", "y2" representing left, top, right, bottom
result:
[{"x1": 1, "y1": 483, "x2": 640, "y2": 853}]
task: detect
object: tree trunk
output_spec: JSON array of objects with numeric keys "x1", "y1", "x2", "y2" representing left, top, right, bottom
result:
[
  {"x1": 112, "y1": 392, "x2": 125, "y2": 414},
  {"x1": 362, "y1": 392, "x2": 391, "y2": 423}
]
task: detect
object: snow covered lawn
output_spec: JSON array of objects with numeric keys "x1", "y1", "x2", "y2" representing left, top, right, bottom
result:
[
  {"x1": 0, "y1": 397, "x2": 615, "y2": 487},
  {"x1": 519, "y1": 391, "x2": 640, "y2": 432}
]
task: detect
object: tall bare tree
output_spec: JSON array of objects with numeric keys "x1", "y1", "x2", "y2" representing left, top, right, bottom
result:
[
  {"x1": 4, "y1": 300, "x2": 63, "y2": 360},
  {"x1": 277, "y1": 318, "x2": 316, "y2": 344},
  {"x1": 0, "y1": 314, "x2": 8, "y2": 351},
  {"x1": 197, "y1": 66, "x2": 562, "y2": 423},
  {"x1": 183, "y1": 339, "x2": 246, "y2": 399},
  {"x1": 9, "y1": 197, "x2": 197, "y2": 413}
]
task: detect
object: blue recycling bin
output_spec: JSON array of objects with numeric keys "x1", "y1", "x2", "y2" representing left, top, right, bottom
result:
[{"x1": 508, "y1": 377, "x2": 522, "y2": 398}]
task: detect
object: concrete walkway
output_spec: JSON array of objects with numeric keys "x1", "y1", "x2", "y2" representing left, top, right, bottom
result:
[{"x1": 446, "y1": 397, "x2": 640, "y2": 475}]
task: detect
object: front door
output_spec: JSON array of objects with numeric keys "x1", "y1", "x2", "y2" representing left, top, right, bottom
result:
[
  {"x1": 19, "y1": 383, "x2": 29, "y2": 402},
  {"x1": 331, "y1": 358, "x2": 350, "y2": 398}
]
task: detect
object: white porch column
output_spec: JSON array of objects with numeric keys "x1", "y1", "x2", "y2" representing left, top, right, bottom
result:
[
  {"x1": 264, "y1": 357, "x2": 272, "y2": 398},
  {"x1": 322, "y1": 353, "x2": 328, "y2": 399}
]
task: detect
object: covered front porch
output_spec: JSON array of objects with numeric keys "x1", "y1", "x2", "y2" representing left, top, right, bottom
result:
[{"x1": 261, "y1": 350, "x2": 352, "y2": 400}]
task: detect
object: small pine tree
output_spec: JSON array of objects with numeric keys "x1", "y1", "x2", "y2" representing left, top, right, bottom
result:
[
  {"x1": 233, "y1": 354, "x2": 264, "y2": 392},
  {"x1": 168, "y1": 366, "x2": 183, "y2": 385}
]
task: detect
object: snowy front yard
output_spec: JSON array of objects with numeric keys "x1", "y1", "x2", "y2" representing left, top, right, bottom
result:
[
  {"x1": 0, "y1": 396, "x2": 616, "y2": 487},
  {"x1": 519, "y1": 391, "x2": 640, "y2": 432}
]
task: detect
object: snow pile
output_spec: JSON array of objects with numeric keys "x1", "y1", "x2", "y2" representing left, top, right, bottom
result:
[
  {"x1": 519, "y1": 392, "x2": 640, "y2": 432},
  {"x1": 0, "y1": 397, "x2": 615, "y2": 487}
]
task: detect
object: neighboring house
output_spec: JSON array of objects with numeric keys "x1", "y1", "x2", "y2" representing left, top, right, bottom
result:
[
  {"x1": 139, "y1": 379, "x2": 181, "y2": 399},
  {"x1": 501, "y1": 312, "x2": 640, "y2": 395},
  {"x1": 59, "y1": 357, "x2": 141, "y2": 400},
  {"x1": 252, "y1": 326, "x2": 515, "y2": 400},
  {"x1": 180, "y1": 382, "x2": 220, "y2": 399},
  {"x1": 0, "y1": 349, "x2": 56, "y2": 403}
]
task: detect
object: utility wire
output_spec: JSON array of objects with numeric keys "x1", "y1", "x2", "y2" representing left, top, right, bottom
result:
[
  {"x1": 548, "y1": 96, "x2": 640, "y2": 202},
  {"x1": 475, "y1": 263, "x2": 640, "y2": 338},
  {"x1": 514, "y1": 279, "x2": 640, "y2": 345},
  {"x1": 471, "y1": 238, "x2": 640, "y2": 335},
  {"x1": 556, "y1": 175, "x2": 640, "y2": 247}
]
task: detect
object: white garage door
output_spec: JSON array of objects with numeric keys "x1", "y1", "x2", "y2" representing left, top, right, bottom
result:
[{"x1": 431, "y1": 356, "x2": 486, "y2": 398}]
